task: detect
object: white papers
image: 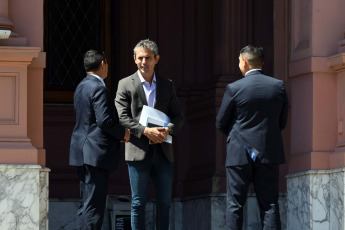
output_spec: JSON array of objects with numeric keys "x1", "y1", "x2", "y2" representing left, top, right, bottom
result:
[
  {"x1": 139, "y1": 105, "x2": 170, "y2": 125},
  {"x1": 139, "y1": 105, "x2": 172, "y2": 144}
]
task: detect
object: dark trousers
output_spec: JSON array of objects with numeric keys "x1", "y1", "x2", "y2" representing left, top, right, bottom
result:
[
  {"x1": 76, "y1": 164, "x2": 109, "y2": 230},
  {"x1": 226, "y1": 156, "x2": 281, "y2": 230}
]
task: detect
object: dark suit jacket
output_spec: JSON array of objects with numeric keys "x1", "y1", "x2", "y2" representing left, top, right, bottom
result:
[
  {"x1": 69, "y1": 74, "x2": 125, "y2": 170},
  {"x1": 115, "y1": 72, "x2": 184, "y2": 162},
  {"x1": 216, "y1": 70, "x2": 289, "y2": 166}
]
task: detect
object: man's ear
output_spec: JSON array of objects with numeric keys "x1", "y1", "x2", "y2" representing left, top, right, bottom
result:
[
  {"x1": 155, "y1": 55, "x2": 160, "y2": 64},
  {"x1": 100, "y1": 60, "x2": 106, "y2": 69},
  {"x1": 243, "y1": 58, "x2": 248, "y2": 67}
]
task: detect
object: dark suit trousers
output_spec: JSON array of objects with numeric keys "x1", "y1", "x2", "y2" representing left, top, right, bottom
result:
[
  {"x1": 76, "y1": 165, "x2": 109, "y2": 230},
  {"x1": 226, "y1": 154, "x2": 281, "y2": 230}
]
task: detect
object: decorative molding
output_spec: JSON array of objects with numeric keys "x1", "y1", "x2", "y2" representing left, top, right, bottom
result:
[
  {"x1": 328, "y1": 53, "x2": 345, "y2": 72},
  {"x1": 291, "y1": 0, "x2": 312, "y2": 61},
  {"x1": 28, "y1": 51, "x2": 46, "y2": 69},
  {"x1": 0, "y1": 73, "x2": 18, "y2": 124},
  {"x1": 338, "y1": 32, "x2": 345, "y2": 53},
  {"x1": 289, "y1": 57, "x2": 333, "y2": 78},
  {"x1": 0, "y1": 46, "x2": 40, "y2": 64}
]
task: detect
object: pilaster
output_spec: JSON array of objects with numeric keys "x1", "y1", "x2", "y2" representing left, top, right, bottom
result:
[
  {"x1": 0, "y1": 46, "x2": 44, "y2": 165},
  {"x1": 289, "y1": 0, "x2": 345, "y2": 173}
]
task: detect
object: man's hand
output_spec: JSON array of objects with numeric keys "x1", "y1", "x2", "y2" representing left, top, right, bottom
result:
[
  {"x1": 143, "y1": 127, "x2": 168, "y2": 144},
  {"x1": 121, "y1": 128, "x2": 130, "y2": 142},
  {"x1": 160, "y1": 127, "x2": 169, "y2": 139}
]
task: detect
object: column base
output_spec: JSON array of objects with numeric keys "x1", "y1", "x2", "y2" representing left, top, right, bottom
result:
[
  {"x1": 287, "y1": 168, "x2": 345, "y2": 229},
  {"x1": 0, "y1": 142, "x2": 46, "y2": 165},
  {"x1": 0, "y1": 164, "x2": 50, "y2": 230},
  {"x1": 0, "y1": 37, "x2": 27, "y2": 46}
]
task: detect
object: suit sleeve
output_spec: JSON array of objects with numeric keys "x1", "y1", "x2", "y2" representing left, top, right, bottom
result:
[
  {"x1": 216, "y1": 85, "x2": 235, "y2": 135},
  {"x1": 92, "y1": 85, "x2": 125, "y2": 140},
  {"x1": 279, "y1": 82, "x2": 289, "y2": 130},
  {"x1": 166, "y1": 81, "x2": 184, "y2": 136},
  {"x1": 115, "y1": 79, "x2": 146, "y2": 139}
]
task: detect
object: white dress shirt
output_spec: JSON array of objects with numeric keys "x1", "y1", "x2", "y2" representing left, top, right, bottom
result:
[
  {"x1": 245, "y1": 69, "x2": 262, "y2": 76},
  {"x1": 138, "y1": 70, "x2": 156, "y2": 108}
]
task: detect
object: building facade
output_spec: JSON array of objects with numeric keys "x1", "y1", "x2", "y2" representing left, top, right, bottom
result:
[{"x1": 0, "y1": 0, "x2": 344, "y2": 229}]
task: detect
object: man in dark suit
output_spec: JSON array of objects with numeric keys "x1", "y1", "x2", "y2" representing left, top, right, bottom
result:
[
  {"x1": 69, "y1": 50, "x2": 130, "y2": 230},
  {"x1": 115, "y1": 39, "x2": 184, "y2": 230},
  {"x1": 216, "y1": 45, "x2": 289, "y2": 230}
]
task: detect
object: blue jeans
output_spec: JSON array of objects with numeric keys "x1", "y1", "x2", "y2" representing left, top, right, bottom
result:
[{"x1": 127, "y1": 144, "x2": 173, "y2": 230}]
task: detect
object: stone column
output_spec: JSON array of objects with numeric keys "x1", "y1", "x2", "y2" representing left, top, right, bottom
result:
[
  {"x1": 0, "y1": 47, "x2": 41, "y2": 164},
  {"x1": 0, "y1": 0, "x2": 48, "y2": 229},
  {"x1": 287, "y1": 0, "x2": 345, "y2": 229},
  {"x1": 0, "y1": 47, "x2": 48, "y2": 229},
  {"x1": 0, "y1": 0, "x2": 13, "y2": 30}
]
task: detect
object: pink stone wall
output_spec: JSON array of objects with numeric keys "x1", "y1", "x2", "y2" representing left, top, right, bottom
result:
[
  {"x1": 9, "y1": 0, "x2": 44, "y2": 47},
  {"x1": 0, "y1": 0, "x2": 46, "y2": 166},
  {"x1": 289, "y1": 0, "x2": 345, "y2": 173}
]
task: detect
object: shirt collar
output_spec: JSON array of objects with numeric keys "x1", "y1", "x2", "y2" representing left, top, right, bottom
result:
[
  {"x1": 89, "y1": 74, "x2": 105, "y2": 86},
  {"x1": 245, "y1": 69, "x2": 262, "y2": 76},
  {"x1": 137, "y1": 70, "x2": 156, "y2": 84}
]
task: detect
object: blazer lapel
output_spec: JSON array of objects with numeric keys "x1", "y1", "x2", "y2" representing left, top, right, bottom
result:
[
  {"x1": 155, "y1": 75, "x2": 163, "y2": 108},
  {"x1": 132, "y1": 72, "x2": 148, "y2": 106}
]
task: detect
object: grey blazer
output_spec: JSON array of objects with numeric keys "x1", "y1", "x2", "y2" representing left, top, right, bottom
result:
[{"x1": 115, "y1": 72, "x2": 184, "y2": 162}]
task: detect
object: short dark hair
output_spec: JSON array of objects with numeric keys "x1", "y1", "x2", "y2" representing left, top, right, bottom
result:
[
  {"x1": 240, "y1": 45, "x2": 264, "y2": 67},
  {"x1": 84, "y1": 49, "x2": 106, "y2": 72}
]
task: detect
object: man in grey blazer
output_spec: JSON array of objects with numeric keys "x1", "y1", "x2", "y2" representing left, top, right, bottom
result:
[
  {"x1": 216, "y1": 45, "x2": 289, "y2": 230},
  {"x1": 115, "y1": 39, "x2": 184, "y2": 230}
]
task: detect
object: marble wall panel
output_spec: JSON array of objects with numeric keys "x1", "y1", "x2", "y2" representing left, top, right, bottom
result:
[
  {"x1": 0, "y1": 164, "x2": 49, "y2": 230},
  {"x1": 287, "y1": 168, "x2": 345, "y2": 230},
  {"x1": 329, "y1": 171, "x2": 344, "y2": 230}
]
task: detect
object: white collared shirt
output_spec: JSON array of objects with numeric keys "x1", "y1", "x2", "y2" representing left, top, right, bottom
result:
[
  {"x1": 137, "y1": 70, "x2": 156, "y2": 108},
  {"x1": 245, "y1": 69, "x2": 262, "y2": 76},
  {"x1": 89, "y1": 74, "x2": 106, "y2": 87}
]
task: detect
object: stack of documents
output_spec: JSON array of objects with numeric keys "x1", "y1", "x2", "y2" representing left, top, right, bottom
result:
[{"x1": 139, "y1": 106, "x2": 172, "y2": 144}]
